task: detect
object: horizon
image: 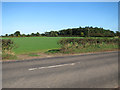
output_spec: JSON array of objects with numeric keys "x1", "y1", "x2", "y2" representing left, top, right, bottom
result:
[
  {"x1": 2, "y1": 2, "x2": 118, "y2": 35},
  {"x1": 1, "y1": 26, "x2": 117, "y2": 36}
]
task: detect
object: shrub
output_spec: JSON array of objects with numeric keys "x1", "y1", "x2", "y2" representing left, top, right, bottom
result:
[
  {"x1": 58, "y1": 38, "x2": 119, "y2": 53},
  {"x1": 2, "y1": 39, "x2": 14, "y2": 51},
  {"x1": 2, "y1": 39, "x2": 16, "y2": 60}
]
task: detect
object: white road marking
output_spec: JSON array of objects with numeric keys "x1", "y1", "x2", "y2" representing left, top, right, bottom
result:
[
  {"x1": 28, "y1": 62, "x2": 79, "y2": 71},
  {"x1": 38, "y1": 63, "x2": 75, "y2": 69},
  {"x1": 28, "y1": 68, "x2": 37, "y2": 71}
]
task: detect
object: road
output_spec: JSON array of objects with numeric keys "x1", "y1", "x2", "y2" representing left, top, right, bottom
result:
[{"x1": 2, "y1": 51, "x2": 118, "y2": 88}]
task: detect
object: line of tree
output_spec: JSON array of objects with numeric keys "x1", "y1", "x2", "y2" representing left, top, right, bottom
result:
[
  {"x1": 2, "y1": 26, "x2": 120, "y2": 37},
  {"x1": 4, "y1": 31, "x2": 41, "y2": 37}
]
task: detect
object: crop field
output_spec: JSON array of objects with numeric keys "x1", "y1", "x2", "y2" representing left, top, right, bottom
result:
[
  {"x1": 3, "y1": 37, "x2": 82, "y2": 54},
  {"x1": 3, "y1": 37, "x2": 118, "y2": 54},
  {"x1": 3, "y1": 37, "x2": 62, "y2": 54}
]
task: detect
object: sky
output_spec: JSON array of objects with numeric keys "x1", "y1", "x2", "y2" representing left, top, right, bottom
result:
[{"x1": 2, "y1": 2, "x2": 118, "y2": 35}]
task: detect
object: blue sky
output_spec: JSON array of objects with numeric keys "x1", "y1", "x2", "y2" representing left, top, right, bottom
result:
[{"x1": 2, "y1": 2, "x2": 118, "y2": 35}]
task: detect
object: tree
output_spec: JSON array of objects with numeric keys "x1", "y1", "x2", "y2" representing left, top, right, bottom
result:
[
  {"x1": 50, "y1": 31, "x2": 58, "y2": 37},
  {"x1": 41, "y1": 33, "x2": 45, "y2": 36},
  {"x1": 116, "y1": 31, "x2": 120, "y2": 37},
  {"x1": 21, "y1": 34, "x2": 26, "y2": 37},
  {"x1": 36, "y1": 32, "x2": 40, "y2": 36},
  {"x1": 31, "y1": 33, "x2": 35, "y2": 36},
  {"x1": 3, "y1": 26, "x2": 116, "y2": 37},
  {"x1": 54, "y1": 31, "x2": 58, "y2": 37},
  {"x1": 5, "y1": 34, "x2": 8, "y2": 37},
  {"x1": 46, "y1": 31, "x2": 58, "y2": 37},
  {"x1": 9, "y1": 34, "x2": 14, "y2": 37},
  {"x1": 26, "y1": 34, "x2": 30, "y2": 37},
  {"x1": 14, "y1": 31, "x2": 21, "y2": 37}
]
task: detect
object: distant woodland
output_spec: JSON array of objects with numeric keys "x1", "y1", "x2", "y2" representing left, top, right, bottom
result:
[{"x1": 2, "y1": 26, "x2": 120, "y2": 37}]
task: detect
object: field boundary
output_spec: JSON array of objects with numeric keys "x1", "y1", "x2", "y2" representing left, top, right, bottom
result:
[{"x1": 2, "y1": 50, "x2": 119, "y2": 63}]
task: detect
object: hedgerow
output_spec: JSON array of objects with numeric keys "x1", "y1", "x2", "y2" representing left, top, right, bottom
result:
[{"x1": 58, "y1": 38, "x2": 119, "y2": 52}]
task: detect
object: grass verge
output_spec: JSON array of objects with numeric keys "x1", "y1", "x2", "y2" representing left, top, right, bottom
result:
[
  {"x1": 28, "y1": 53, "x2": 40, "y2": 57},
  {"x1": 2, "y1": 53, "x2": 17, "y2": 60},
  {"x1": 46, "y1": 44, "x2": 118, "y2": 54}
]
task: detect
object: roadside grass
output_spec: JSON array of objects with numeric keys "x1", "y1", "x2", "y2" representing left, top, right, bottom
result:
[
  {"x1": 28, "y1": 53, "x2": 40, "y2": 57},
  {"x1": 2, "y1": 53, "x2": 17, "y2": 60},
  {"x1": 45, "y1": 49, "x2": 61, "y2": 54}
]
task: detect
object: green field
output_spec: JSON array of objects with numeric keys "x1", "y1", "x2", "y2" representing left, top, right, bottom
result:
[
  {"x1": 3, "y1": 37, "x2": 61, "y2": 54},
  {"x1": 3, "y1": 37, "x2": 117, "y2": 54},
  {"x1": 3, "y1": 37, "x2": 81, "y2": 54}
]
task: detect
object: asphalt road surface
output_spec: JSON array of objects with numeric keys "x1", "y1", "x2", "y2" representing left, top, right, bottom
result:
[{"x1": 2, "y1": 51, "x2": 118, "y2": 88}]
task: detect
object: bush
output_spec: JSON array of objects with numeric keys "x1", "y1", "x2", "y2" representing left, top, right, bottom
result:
[
  {"x1": 58, "y1": 38, "x2": 119, "y2": 46},
  {"x1": 2, "y1": 39, "x2": 16, "y2": 60},
  {"x1": 2, "y1": 39, "x2": 15, "y2": 51},
  {"x1": 58, "y1": 38, "x2": 119, "y2": 53}
]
